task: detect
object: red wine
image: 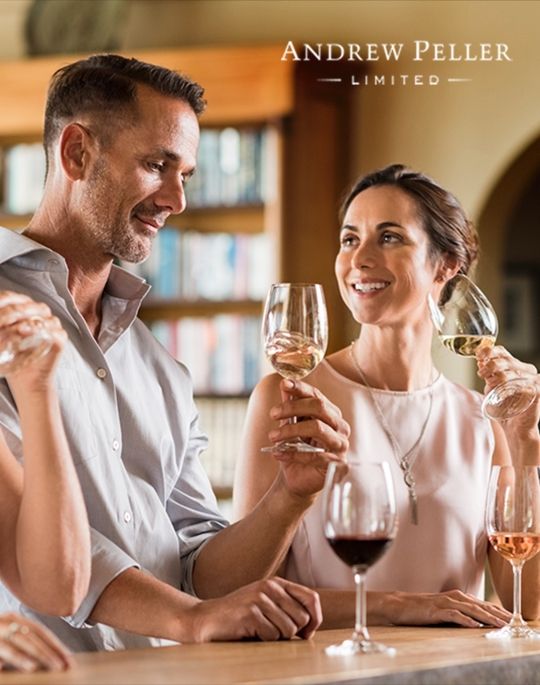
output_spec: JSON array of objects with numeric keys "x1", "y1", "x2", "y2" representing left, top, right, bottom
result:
[{"x1": 326, "y1": 535, "x2": 394, "y2": 568}]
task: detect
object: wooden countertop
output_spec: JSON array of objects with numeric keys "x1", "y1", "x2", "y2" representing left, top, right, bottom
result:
[{"x1": 3, "y1": 625, "x2": 540, "y2": 684}]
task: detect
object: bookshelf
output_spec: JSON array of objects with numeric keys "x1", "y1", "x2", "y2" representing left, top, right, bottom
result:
[{"x1": 0, "y1": 46, "x2": 355, "y2": 501}]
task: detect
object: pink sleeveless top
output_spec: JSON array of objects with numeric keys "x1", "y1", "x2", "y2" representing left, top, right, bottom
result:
[{"x1": 284, "y1": 359, "x2": 494, "y2": 597}]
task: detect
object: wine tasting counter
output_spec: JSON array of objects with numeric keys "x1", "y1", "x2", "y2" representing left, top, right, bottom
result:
[{"x1": 3, "y1": 625, "x2": 540, "y2": 685}]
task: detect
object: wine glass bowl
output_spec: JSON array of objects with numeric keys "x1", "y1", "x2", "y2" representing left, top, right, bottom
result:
[
  {"x1": 485, "y1": 465, "x2": 540, "y2": 640},
  {"x1": 323, "y1": 461, "x2": 398, "y2": 655},
  {"x1": 261, "y1": 283, "x2": 328, "y2": 453},
  {"x1": 428, "y1": 275, "x2": 536, "y2": 420}
]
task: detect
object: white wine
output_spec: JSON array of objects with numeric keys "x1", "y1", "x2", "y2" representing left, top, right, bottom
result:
[
  {"x1": 265, "y1": 331, "x2": 324, "y2": 380},
  {"x1": 440, "y1": 334, "x2": 495, "y2": 357}
]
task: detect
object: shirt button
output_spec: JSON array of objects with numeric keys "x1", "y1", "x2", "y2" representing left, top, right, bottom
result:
[
  {"x1": 112, "y1": 439, "x2": 120, "y2": 451},
  {"x1": 96, "y1": 368, "x2": 108, "y2": 379},
  {"x1": 123, "y1": 511, "x2": 132, "y2": 523}
]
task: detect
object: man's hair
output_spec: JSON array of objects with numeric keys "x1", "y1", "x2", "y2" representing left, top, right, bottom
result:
[{"x1": 43, "y1": 53, "x2": 206, "y2": 165}]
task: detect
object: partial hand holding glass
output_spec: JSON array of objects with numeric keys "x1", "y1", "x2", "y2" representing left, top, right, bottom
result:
[
  {"x1": 428, "y1": 275, "x2": 536, "y2": 420},
  {"x1": 485, "y1": 465, "x2": 540, "y2": 640},
  {"x1": 261, "y1": 283, "x2": 328, "y2": 453},
  {"x1": 0, "y1": 292, "x2": 54, "y2": 377}
]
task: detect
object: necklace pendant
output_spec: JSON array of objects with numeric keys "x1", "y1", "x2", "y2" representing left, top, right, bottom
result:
[{"x1": 409, "y1": 488, "x2": 419, "y2": 525}]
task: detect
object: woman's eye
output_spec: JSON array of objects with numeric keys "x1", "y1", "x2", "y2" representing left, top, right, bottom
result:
[
  {"x1": 340, "y1": 234, "x2": 357, "y2": 248},
  {"x1": 381, "y1": 232, "x2": 401, "y2": 244}
]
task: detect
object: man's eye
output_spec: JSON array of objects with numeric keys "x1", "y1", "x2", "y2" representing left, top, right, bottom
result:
[{"x1": 148, "y1": 161, "x2": 164, "y2": 172}]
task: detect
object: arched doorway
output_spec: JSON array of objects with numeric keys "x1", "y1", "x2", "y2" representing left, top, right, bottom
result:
[{"x1": 476, "y1": 132, "x2": 540, "y2": 376}]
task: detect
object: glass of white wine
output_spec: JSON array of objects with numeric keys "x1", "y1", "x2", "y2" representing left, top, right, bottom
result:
[
  {"x1": 485, "y1": 465, "x2": 540, "y2": 640},
  {"x1": 428, "y1": 275, "x2": 537, "y2": 421},
  {"x1": 261, "y1": 283, "x2": 328, "y2": 453}
]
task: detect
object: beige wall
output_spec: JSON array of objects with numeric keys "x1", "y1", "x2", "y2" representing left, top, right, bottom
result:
[{"x1": 1, "y1": 0, "x2": 538, "y2": 384}]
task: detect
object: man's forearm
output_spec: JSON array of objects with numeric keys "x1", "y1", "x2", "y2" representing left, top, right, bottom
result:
[
  {"x1": 193, "y1": 473, "x2": 312, "y2": 598},
  {"x1": 89, "y1": 567, "x2": 200, "y2": 642}
]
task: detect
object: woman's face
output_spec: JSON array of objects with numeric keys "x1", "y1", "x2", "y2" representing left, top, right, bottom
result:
[{"x1": 335, "y1": 185, "x2": 442, "y2": 328}]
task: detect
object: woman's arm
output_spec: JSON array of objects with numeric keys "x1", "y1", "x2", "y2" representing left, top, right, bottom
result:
[
  {"x1": 0, "y1": 291, "x2": 90, "y2": 615},
  {"x1": 477, "y1": 345, "x2": 540, "y2": 619}
]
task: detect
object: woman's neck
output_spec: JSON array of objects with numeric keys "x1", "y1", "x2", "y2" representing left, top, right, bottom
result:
[{"x1": 351, "y1": 322, "x2": 437, "y2": 392}]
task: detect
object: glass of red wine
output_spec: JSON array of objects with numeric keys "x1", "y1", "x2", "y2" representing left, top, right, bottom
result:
[
  {"x1": 323, "y1": 460, "x2": 398, "y2": 655},
  {"x1": 484, "y1": 465, "x2": 540, "y2": 640}
]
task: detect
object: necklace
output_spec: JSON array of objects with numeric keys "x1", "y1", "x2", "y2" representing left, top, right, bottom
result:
[{"x1": 349, "y1": 341, "x2": 436, "y2": 525}]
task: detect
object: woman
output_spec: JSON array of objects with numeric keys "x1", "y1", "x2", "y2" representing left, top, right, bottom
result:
[
  {"x1": 0, "y1": 291, "x2": 91, "y2": 671},
  {"x1": 234, "y1": 164, "x2": 539, "y2": 628}
]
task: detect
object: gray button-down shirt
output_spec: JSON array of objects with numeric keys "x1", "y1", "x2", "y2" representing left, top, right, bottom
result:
[{"x1": 0, "y1": 226, "x2": 228, "y2": 651}]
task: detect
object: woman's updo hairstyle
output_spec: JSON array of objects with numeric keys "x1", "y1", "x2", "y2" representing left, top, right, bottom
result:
[{"x1": 340, "y1": 164, "x2": 479, "y2": 304}]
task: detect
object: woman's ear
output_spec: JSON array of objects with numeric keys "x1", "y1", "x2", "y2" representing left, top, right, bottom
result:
[
  {"x1": 59, "y1": 123, "x2": 95, "y2": 181},
  {"x1": 435, "y1": 254, "x2": 460, "y2": 283}
]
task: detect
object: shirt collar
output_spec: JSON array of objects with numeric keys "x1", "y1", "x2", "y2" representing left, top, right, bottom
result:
[
  {"x1": 0, "y1": 225, "x2": 151, "y2": 301},
  {"x1": 0, "y1": 225, "x2": 58, "y2": 265}
]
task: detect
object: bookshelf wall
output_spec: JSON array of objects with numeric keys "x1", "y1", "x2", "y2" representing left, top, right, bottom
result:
[{"x1": 0, "y1": 46, "x2": 354, "y2": 502}]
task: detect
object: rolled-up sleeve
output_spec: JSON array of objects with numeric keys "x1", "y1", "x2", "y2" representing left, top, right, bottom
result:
[
  {"x1": 166, "y1": 411, "x2": 229, "y2": 596},
  {"x1": 65, "y1": 528, "x2": 140, "y2": 628}
]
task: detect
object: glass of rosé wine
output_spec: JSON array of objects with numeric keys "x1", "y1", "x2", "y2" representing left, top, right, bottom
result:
[{"x1": 485, "y1": 465, "x2": 540, "y2": 640}]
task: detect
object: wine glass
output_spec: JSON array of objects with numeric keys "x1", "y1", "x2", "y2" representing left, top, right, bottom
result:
[
  {"x1": 485, "y1": 465, "x2": 540, "y2": 640},
  {"x1": 428, "y1": 275, "x2": 537, "y2": 420},
  {"x1": 0, "y1": 317, "x2": 52, "y2": 377},
  {"x1": 323, "y1": 460, "x2": 398, "y2": 655},
  {"x1": 261, "y1": 283, "x2": 328, "y2": 453}
]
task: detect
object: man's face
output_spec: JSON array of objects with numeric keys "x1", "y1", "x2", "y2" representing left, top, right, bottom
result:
[{"x1": 80, "y1": 86, "x2": 200, "y2": 263}]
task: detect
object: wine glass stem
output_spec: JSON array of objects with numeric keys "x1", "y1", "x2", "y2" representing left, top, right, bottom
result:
[
  {"x1": 509, "y1": 560, "x2": 527, "y2": 627},
  {"x1": 353, "y1": 566, "x2": 370, "y2": 643}
]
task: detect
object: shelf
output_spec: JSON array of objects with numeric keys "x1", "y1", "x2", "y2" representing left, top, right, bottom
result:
[
  {"x1": 0, "y1": 46, "x2": 293, "y2": 140},
  {"x1": 168, "y1": 204, "x2": 265, "y2": 234},
  {"x1": 140, "y1": 298, "x2": 263, "y2": 321},
  {"x1": 0, "y1": 213, "x2": 30, "y2": 230},
  {"x1": 0, "y1": 205, "x2": 265, "y2": 234}
]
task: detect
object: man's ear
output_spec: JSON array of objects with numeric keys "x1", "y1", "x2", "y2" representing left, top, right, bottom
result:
[{"x1": 59, "y1": 123, "x2": 95, "y2": 181}]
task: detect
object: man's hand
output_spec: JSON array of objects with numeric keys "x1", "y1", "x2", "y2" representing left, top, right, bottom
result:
[
  {"x1": 265, "y1": 379, "x2": 350, "y2": 500},
  {"x1": 185, "y1": 577, "x2": 321, "y2": 642},
  {"x1": 0, "y1": 291, "x2": 66, "y2": 393}
]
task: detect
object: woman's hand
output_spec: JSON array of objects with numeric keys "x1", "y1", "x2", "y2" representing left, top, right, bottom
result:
[
  {"x1": 476, "y1": 344, "x2": 539, "y2": 435},
  {"x1": 266, "y1": 379, "x2": 350, "y2": 501},
  {"x1": 0, "y1": 613, "x2": 72, "y2": 672},
  {"x1": 0, "y1": 291, "x2": 66, "y2": 392},
  {"x1": 374, "y1": 589, "x2": 511, "y2": 628}
]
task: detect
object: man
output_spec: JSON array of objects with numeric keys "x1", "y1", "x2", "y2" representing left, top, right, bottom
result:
[{"x1": 0, "y1": 54, "x2": 349, "y2": 651}]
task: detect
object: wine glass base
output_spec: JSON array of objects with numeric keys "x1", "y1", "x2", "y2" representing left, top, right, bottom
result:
[
  {"x1": 485, "y1": 625, "x2": 540, "y2": 640},
  {"x1": 261, "y1": 440, "x2": 324, "y2": 453},
  {"x1": 482, "y1": 379, "x2": 536, "y2": 421},
  {"x1": 325, "y1": 639, "x2": 396, "y2": 656}
]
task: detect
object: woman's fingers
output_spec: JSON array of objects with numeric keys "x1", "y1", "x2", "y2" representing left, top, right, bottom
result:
[
  {"x1": 427, "y1": 591, "x2": 510, "y2": 627},
  {"x1": 0, "y1": 616, "x2": 72, "y2": 672}
]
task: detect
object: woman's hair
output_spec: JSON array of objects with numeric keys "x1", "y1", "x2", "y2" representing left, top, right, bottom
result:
[{"x1": 340, "y1": 164, "x2": 479, "y2": 304}]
